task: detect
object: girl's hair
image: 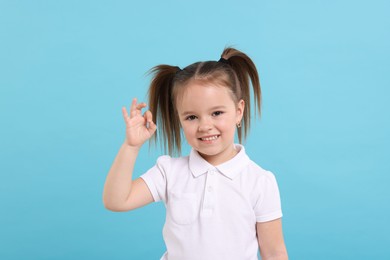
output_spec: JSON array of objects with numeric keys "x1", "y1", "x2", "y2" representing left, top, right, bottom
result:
[{"x1": 148, "y1": 47, "x2": 261, "y2": 155}]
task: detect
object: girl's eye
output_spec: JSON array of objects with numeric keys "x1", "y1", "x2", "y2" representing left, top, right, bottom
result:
[
  {"x1": 212, "y1": 111, "x2": 224, "y2": 116},
  {"x1": 186, "y1": 115, "x2": 197, "y2": 121}
]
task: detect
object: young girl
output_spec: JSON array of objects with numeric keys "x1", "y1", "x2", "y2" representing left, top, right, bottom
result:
[{"x1": 103, "y1": 47, "x2": 288, "y2": 260}]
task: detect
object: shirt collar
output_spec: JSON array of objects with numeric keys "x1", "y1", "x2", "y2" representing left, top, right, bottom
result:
[{"x1": 189, "y1": 144, "x2": 250, "y2": 180}]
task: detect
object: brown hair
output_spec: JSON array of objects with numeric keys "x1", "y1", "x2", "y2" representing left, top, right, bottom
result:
[{"x1": 148, "y1": 47, "x2": 261, "y2": 155}]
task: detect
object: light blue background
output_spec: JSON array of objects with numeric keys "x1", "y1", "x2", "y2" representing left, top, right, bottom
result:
[{"x1": 1, "y1": 0, "x2": 389, "y2": 259}]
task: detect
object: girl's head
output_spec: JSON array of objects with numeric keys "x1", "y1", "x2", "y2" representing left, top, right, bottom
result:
[{"x1": 148, "y1": 47, "x2": 261, "y2": 158}]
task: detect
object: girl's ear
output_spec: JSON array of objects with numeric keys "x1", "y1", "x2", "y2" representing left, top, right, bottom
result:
[{"x1": 236, "y1": 99, "x2": 245, "y2": 121}]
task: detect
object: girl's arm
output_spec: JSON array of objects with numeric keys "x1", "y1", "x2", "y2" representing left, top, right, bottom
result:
[
  {"x1": 103, "y1": 98, "x2": 157, "y2": 212},
  {"x1": 256, "y1": 218, "x2": 288, "y2": 260}
]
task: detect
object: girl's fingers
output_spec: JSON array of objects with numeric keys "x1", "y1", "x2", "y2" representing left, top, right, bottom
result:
[
  {"x1": 144, "y1": 110, "x2": 157, "y2": 135},
  {"x1": 130, "y1": 98, "x2": 138, "y2": 118},
  {"x1": 135, "y1": 103, "x2": 147, "y2": 117},
  {"x1": 130, "y1": 98, "x2": 148, "y2": 118},
  {"x1": 122, "y1": 106, "x2": 129, "y2": 120},
  {"x1": 148, "y1": 120, "x2": 157, "y2": 135},
  {"x1": 144, "y1": 110, "x2": 153, "y2": 123}
]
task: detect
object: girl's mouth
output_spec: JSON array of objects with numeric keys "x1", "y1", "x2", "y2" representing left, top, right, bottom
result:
[{"x1": 199, "y1": 135, "x2": 220, "y2": 141}]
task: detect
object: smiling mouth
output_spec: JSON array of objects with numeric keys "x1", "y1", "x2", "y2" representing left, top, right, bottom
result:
[{"x1": 199, "y1": 135, "x2": 220, "y2": 141}]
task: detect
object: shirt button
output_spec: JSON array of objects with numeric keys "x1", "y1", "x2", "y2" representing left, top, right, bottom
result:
[{"x1": 208, "y1": 186, "x2": 213, "y2": 192}]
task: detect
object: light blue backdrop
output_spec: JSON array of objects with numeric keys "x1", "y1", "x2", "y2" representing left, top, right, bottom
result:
[{"x1": 1, "y1": 0, "x2": 389, "y2": 259}]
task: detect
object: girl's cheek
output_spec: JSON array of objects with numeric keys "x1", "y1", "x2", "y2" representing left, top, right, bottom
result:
[{"x1": 183, "y1": 124, "x2": 197, "y2": 133}]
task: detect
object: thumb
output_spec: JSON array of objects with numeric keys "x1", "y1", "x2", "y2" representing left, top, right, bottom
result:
[
  {"x1": 144, "y1": 110, "x2": 157, "y2": 134},
  {"x1": 148, "y1": 120, "x2": 157, "y2": 136}
]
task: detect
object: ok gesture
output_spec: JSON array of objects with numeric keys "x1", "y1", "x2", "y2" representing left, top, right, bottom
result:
[{"x1": 122, "y1": 98, "x2": 157, "y2": 148}]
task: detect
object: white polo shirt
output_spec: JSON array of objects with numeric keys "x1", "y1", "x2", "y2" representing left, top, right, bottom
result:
[{"x1": 141, "y1": 144, "x2": 282, "y2": 260}]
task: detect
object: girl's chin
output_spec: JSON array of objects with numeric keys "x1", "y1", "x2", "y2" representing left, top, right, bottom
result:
[{"x1": 196, "y1": 148, "x2": 237, "y2": 165}]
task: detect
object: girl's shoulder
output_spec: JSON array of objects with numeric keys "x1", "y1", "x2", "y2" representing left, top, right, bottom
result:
[
  {"x1": 155, "y1": 154, "x2": 190, "y2": 165},
  {"x1": 154, "y1": 154, "x2": 190, "y2": 173},
  {"x1": 246, "y1": 159, "x2": 278, "y2": 182}
]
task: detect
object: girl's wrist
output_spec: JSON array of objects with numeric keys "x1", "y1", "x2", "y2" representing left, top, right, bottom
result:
[{"x1": 122, "y1": 141, "x2": 142, "y2": 152}]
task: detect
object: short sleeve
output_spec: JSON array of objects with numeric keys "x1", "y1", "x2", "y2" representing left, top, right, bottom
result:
[
  {"x1": 140, "y1": 155, "x2": 171, "y2": 203},
  {"x1": 254, "y1": 171, "x2": 283, "y2": 222}
]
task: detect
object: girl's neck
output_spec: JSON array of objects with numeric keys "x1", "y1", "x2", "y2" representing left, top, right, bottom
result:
[{"x1": 198, "y1": 144, "x2": 238, "y2": 166}]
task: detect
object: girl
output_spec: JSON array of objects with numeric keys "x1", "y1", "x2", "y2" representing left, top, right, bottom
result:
[{"x1": 103, "y1": 47, "x2": 288, "y2": 260}]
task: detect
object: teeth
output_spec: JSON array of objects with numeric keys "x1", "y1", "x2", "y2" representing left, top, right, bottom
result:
[{"x1": 201, "y1": 135, "x2": 218, "y2": 141}]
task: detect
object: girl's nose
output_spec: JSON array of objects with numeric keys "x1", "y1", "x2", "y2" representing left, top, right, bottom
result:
[{"x1": 198, "y1": 119, "x2": 212, "y2": 132}]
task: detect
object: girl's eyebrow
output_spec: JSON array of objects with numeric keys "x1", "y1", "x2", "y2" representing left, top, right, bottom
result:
[
  {"x1": 180, "y1": 111, "x2": 196, "y2": 117},
  {"x1": 180, "y1": 106, "x2": 227, "y2": 116},
  {"x1": 210, "y1": 105, "x2": 227, "y2": 110}
]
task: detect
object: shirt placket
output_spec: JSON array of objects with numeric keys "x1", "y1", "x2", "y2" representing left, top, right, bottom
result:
[{"x1": 201, "y1": 168, "x2": 217, "y2": 217}]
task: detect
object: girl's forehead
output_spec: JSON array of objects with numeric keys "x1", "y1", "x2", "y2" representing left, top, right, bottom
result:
[
  {"x1": 175, "y1": 83, "x2": 237, "y2": 110},
  {"x1": 179, "y1": 82, "x2": 233, "y2": 98}
]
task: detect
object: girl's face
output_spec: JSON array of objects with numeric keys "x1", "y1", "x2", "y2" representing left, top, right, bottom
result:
[{"x1": 176, "y1": 83, "x2": 244, "y2": 165}]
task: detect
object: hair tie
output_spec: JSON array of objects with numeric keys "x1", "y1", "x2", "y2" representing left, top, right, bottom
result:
[{"x1": 218, "y1": 57, "x2": 229, "y2": 64}]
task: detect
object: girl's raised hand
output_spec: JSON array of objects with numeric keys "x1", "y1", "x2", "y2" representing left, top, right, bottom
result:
[{"x1": 122, "y1": 98, "x2": 157, "y2": 148}]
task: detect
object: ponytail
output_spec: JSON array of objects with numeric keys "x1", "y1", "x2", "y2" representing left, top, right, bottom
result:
[
  {"x1": 148, "y1": 65, "x2": 182, "y2": 155},
  {"x1": 220, "y1": 48, "x2": 261, "y2": 142}
]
